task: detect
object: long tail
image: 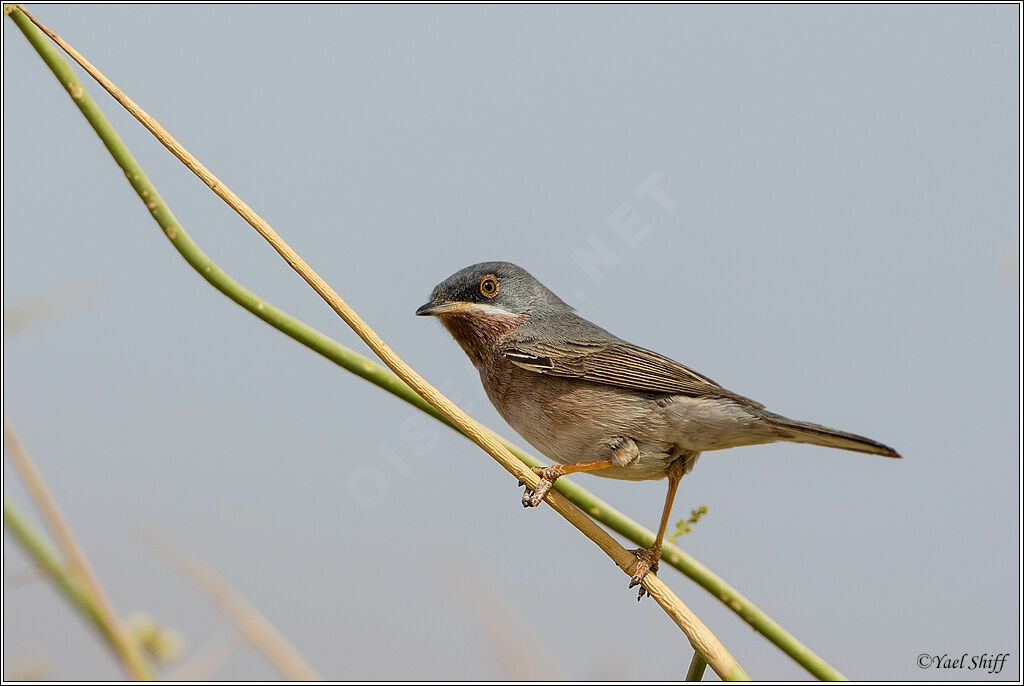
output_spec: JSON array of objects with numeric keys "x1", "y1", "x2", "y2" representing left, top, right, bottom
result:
[{"x1": 759, "y1": 411, "x2": 901, "y2": 458}]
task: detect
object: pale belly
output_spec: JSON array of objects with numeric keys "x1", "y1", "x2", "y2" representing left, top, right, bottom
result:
[
  {"x1": 478, "y1": 359, "x2": 680, "y2": 481},
  {"x1": 476, "y1": 358, "x2": 778, "y2": 481}
]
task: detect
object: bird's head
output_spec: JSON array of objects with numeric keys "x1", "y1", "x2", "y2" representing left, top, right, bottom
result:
[{"x1": 416, "y1": 261, "x2": 567, "y2": 366}]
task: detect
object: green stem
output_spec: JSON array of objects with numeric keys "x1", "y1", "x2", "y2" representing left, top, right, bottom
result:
[
  {"x1": 686, "y1": 651, "x2": 708, "y2": 681},
  {"x1": 7, "y1": 6, "x2": 844, "y2": 680},
  {"x1": 2, "y1": 495, "x2": 133, "y2": 669}
]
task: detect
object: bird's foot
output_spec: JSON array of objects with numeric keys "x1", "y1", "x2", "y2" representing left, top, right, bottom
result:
[
  {"x1": 519, "y1": 466, "x2": 560, "y2": 508},
  {"x1": 628, "y1": 545, "x2": 661, "y2": 601}
]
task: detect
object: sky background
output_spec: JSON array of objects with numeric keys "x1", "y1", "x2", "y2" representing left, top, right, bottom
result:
[{"x1": 3, "y1": 4, "x2": 1020, "y2": 681}]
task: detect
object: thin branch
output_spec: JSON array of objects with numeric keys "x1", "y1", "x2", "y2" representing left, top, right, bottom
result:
[
  {"x1": 3, "y1": 494, "x2": 106, "y2": 636},
  {"x1": 687, "y1": 651, "x2": 708, "y2": 681},
  {"x1": 3, "y1": 419, "x2": 153, "y2": 679},
  {"x1": 3, "y1": 281, "x2": 98, "y2": 339},
  {"x1": 4, "y1": 564, "x2": 47, "y2": 589},
  {"x1": 436, "y1": 550, "x2": 569, "y2": 680},
  {"x1": 5, "y1": 5, "x2": 845, "y2": 679},
  {"x1": 142, "y1": 530, "x2": 320, "y2": 681},
  {"x1": 10, "y1": 8, "x2": 748, "y2": 679}
]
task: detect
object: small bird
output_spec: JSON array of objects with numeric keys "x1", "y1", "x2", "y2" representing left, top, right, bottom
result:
[{"x1": 416, "y1": 261, "x2": 900, "y2": 598}]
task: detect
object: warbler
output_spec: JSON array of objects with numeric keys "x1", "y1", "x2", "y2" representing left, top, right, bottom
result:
[{"x1": 417, "y1": 261, "x2": 900, "y2": 598}]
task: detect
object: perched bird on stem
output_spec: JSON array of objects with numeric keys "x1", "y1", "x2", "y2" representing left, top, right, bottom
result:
[{"x1": 417, "y1": 262, "x2": 900, "y2": 599}]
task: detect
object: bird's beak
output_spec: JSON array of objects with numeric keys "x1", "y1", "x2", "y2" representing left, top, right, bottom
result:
[{"x1": 415, "y1": 300, "x2": 466, "y2": 317}]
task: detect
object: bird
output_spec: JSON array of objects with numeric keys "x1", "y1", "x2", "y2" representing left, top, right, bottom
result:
[{"x1": 416, "y1": 261, "x2": 900, "y2": 598}]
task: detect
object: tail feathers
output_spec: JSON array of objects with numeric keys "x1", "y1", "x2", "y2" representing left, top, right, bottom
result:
[{"x1": 762, "y1": 412, "x2": 901, "y2": 458}]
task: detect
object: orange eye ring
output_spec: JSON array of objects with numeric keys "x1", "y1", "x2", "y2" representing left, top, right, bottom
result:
[{"x1": 478, "y1": 274, "x2": 500, "y2": 298}]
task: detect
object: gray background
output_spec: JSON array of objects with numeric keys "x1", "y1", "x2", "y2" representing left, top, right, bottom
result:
[{"x1": 3, "y1": 4, "x2": 1019, "y2": 681}]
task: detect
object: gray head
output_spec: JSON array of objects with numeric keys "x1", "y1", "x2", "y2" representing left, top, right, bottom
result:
[{"x1": 415, "y1": 261, "x2": 569, "y2": 319}]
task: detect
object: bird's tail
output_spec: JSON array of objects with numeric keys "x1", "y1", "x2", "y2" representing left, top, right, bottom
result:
[{"x1": 760, "y1": 411, "x2": 901, "y2": 458}]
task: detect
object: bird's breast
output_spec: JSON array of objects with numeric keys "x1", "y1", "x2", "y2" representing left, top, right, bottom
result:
[{"x1": 478, "y1": 357, "x2": 677, "y2": 480}]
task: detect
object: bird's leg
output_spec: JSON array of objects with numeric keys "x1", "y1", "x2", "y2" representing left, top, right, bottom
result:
[
  {"x1": 520, "y1": 458, "x2": 616, "y2": 507},
  {"x1": 521, "y1": 436, "x2": 638, "y2": 507},
  {"x1": 629, "y1": 458, "x2": 684, "y2": 600}
]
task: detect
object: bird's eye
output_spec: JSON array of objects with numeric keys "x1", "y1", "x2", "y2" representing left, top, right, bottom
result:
[{"x1": 478, "y1": 274, "x2": 499, "y2": 298}]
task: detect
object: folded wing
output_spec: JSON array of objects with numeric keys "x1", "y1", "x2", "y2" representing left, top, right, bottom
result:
[{"x1": 500, "y1": 337, "x2": 763, "y2": 408}]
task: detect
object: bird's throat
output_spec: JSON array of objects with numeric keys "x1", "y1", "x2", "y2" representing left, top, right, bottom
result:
[{"x1": 438, "y1": 309, "x2": 526, "y2": 368}]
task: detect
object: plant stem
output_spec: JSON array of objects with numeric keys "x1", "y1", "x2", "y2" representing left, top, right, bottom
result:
[
  {"x1": 3, "y1": 495, "x2": 152, "y2": 678},
  {"x1": 7, "y1": 5, "x2": 845, "y2": 680},
  {"x1": 687, "y1": 651, "x2": 708, "y2": 681},
  {"x1": 11, "y1": 6, "x2": 747, "y2": 678},
  {"x1": 3, "y1": 419, "x2": 154, "y2": 679},
  {"x1": 143, "y1": 530, "x2": 320, "y2": 680}
]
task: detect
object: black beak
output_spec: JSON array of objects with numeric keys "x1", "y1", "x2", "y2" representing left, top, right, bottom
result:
[
  {"x1": 415, "y1": 300, "x2": 466, "y2": 316},
  {"x1": 415, "y1": 301, "x2": 438, "y2": 316}
]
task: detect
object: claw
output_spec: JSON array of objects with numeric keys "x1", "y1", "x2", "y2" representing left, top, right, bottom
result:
[
  {"x1": 520, "y1": 477, "x2": 552, "y2": 507},
  {"x1": 519, "y1": 466, "x2": 561, "y2": 508},
  {"x1": 628, "y1": 546, "x2": 661, "y2": 601}
]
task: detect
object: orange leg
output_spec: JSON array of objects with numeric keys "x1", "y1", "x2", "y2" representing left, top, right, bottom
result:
[
  {"x1": 520, "y1": 458, "x2": 618, "y2": 507},
  {"x1": 629, "y1": 460, "x2": 684, "y2": 600}
]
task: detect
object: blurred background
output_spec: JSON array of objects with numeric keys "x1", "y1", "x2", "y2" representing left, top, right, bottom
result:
[{"x1": 3, "y1": 4, "x2": 1019, "y2": 681}]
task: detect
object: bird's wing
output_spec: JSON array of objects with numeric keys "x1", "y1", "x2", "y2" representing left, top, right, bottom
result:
[{"x1": 499, "y1": 337, "x2": 764, "y2": 407}]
